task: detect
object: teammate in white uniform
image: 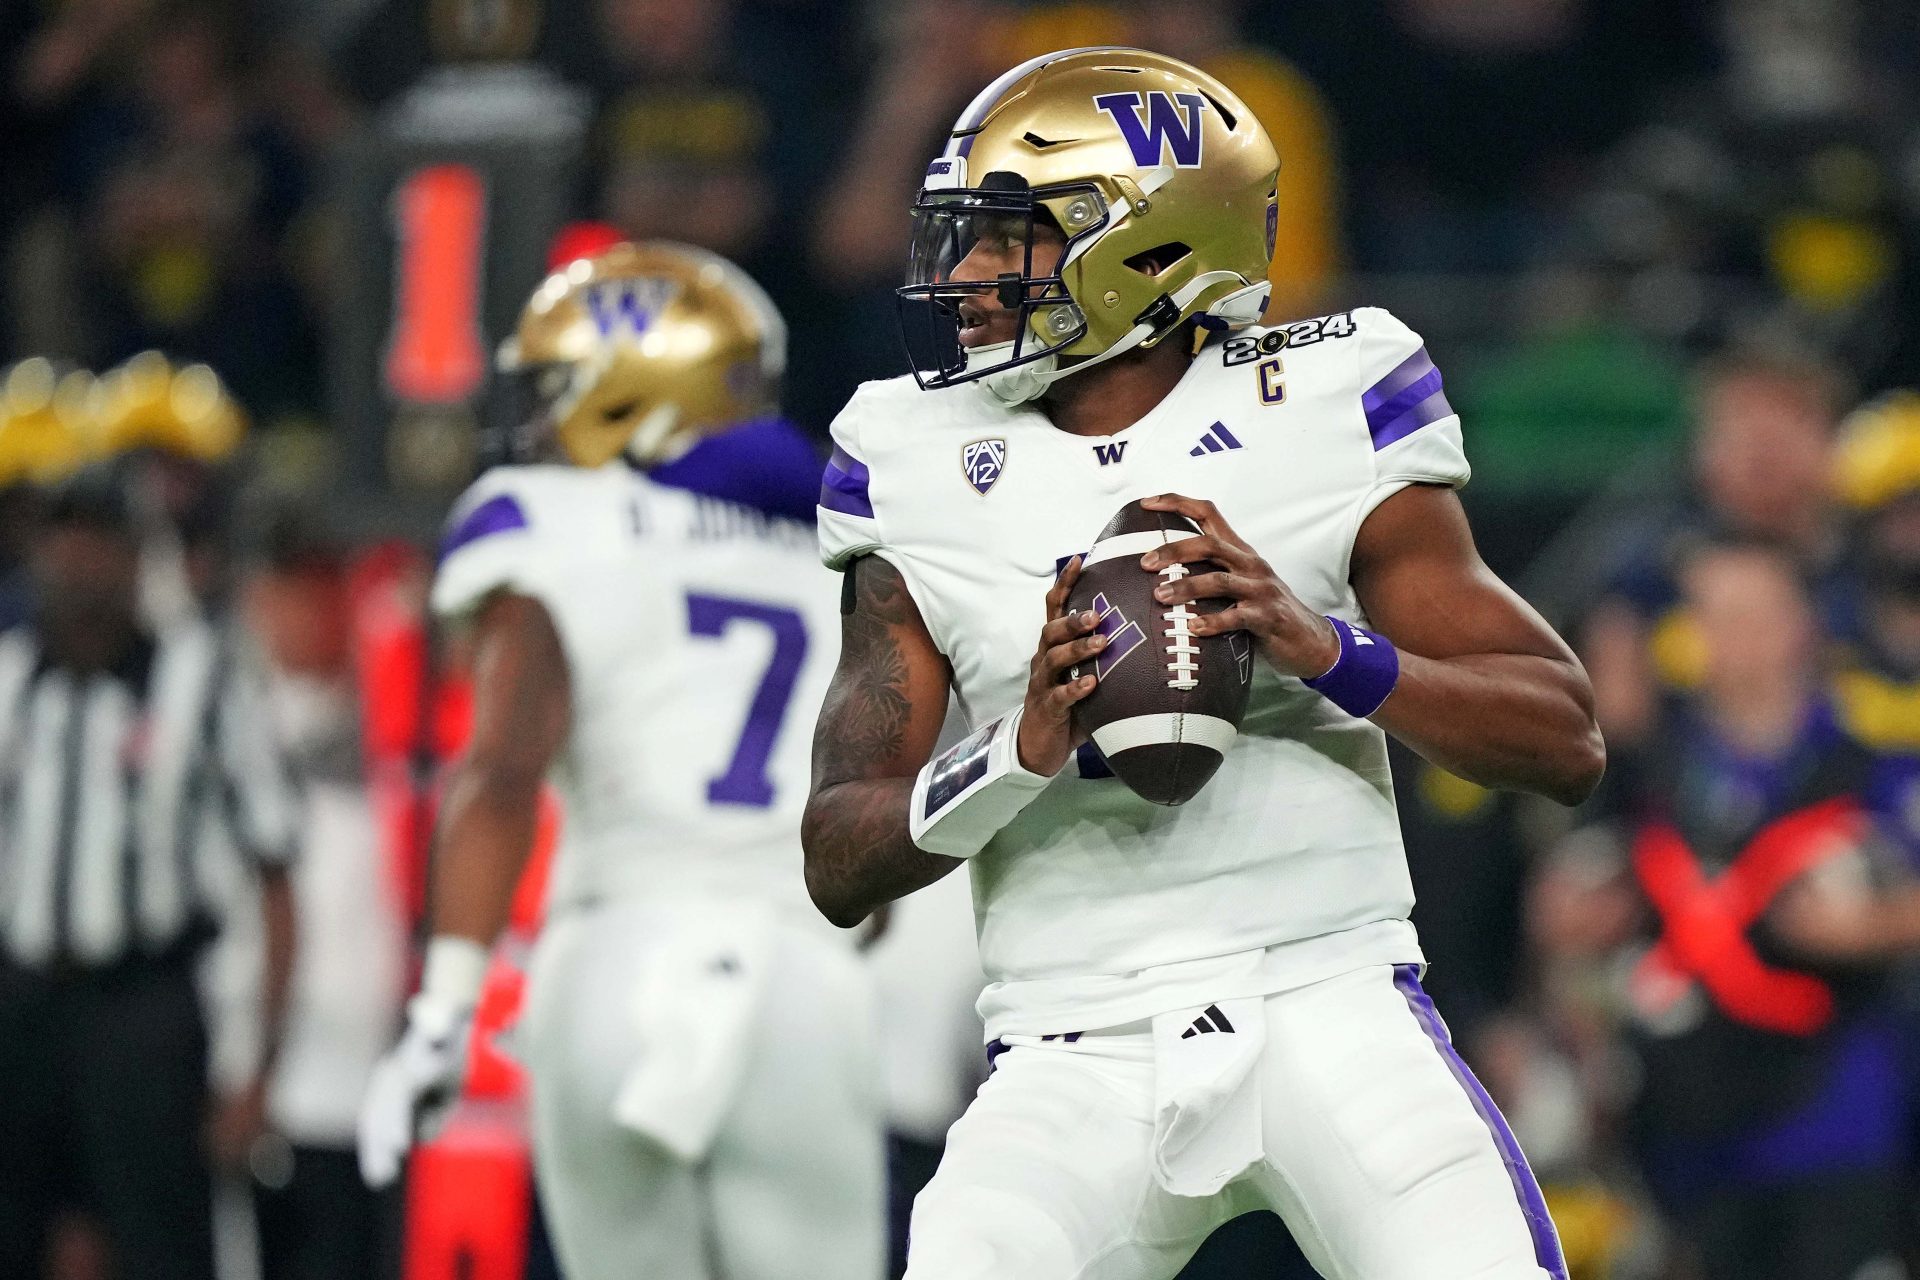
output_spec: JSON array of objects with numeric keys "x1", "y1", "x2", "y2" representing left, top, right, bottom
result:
[
  {"x1": 803, "y1": 49, "x2": 1606, "y2": 1279},
  {"x1": 358, "y1": 243, "x2": 884, "y2": 1280}
]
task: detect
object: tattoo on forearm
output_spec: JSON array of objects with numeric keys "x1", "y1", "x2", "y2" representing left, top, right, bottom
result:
[
  {"x1": 815, "y1": 557, "x2": 914, "y2": 784},
  {"x1": 804, "y1": 557, "x2": 956, "y2": 916}
]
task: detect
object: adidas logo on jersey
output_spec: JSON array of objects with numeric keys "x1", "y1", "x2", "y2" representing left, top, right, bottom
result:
[
  {"x1": 1178, "y1": 1004, "x2": 1237, "y2": 1038},
  {"x1": 1188, "y1": 422, "x2": 1244, "y2": 457}
]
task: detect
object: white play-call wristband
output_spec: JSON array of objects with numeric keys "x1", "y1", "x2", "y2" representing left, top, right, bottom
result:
[
  {"x1": 909, "y1": 707, "x2": 1053, "y2": 859},
  {"x1": 416, "y1": 935, "x2": 490, "y2": 1015}
]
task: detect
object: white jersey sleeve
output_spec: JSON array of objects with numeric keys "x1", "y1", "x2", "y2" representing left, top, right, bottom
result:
[
  {"x1": 431, "y1": 465, "x2": 642, "y2": 681},
  {"x1": 817, "y1": 384, "x2": 887, "y2": 571},
  {"x1": 433, "y1": 468, "x2": 546, "y2": 617},
  {"x1": 1351, "y1": 307, "x2": 1469, "y2": 520}
]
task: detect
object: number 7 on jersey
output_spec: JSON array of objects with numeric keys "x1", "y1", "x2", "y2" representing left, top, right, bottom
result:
[{"x1": 685, "y1": 593, "x2": 809, "y2": 808}]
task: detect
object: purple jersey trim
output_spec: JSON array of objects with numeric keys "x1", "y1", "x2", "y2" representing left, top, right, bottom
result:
[
  {"x1": 440, "y1": 493, "x2": 529, "y2": 561},
  {"x1": 819, "y1": 445, "x2": 874, "y2": 519},
  {"x1": 1363, "y1": 347, "x2": 1454, "y2": 450},
  {"x1": 1394, "y1": 965, "x2": 1569, "y2": 1280},
  {"x1": 646, "y1": 417, "x2": 822, "y2": 523}
]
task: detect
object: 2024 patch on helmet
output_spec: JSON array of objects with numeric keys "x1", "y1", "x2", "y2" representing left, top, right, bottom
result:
[
  {"x1": 499, "y1": 241, "x2": 786, "y2": 468},
  {"x1": 899, "y1": 47, "x2": 1280, "y2": 401}
]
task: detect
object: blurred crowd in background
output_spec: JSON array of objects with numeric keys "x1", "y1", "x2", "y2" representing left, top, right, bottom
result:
[{"x1": 6, "y1": 0, "x2": 1920, "y2": 1278}]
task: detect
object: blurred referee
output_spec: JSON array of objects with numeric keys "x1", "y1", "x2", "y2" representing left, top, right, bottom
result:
[{"x1": 0, "y1": 469, "x2": 297, "y2": 1280}]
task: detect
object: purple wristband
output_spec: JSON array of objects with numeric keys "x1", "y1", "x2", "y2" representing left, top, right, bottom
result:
[{"x1": 1301, "y1": 616, "x2": 1399, "y2": 717}]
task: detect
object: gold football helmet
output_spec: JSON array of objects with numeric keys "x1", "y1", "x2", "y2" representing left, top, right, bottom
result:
[
  {"x1": 900, "y1": 47, "x2": 1279, "y2": 397},
  {"x1": 0, "y1": 359, "x2": 96, "y2": 486},
  {"x1": 498, "y1": 241, "x2": 786, "y2": 469},
  {"x1": 90, "y1": 351, "x2": 247, "y2": 462}
]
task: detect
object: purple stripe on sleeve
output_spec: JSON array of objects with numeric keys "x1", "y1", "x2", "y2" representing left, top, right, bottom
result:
[
  {"x1": 1394, "y1": 965, "x2": 1569, "y2": 1280},
  {"x1": 439, "y1": 493, "x2": 528, "y2": 561},
  {"x1": 819, "y1": 445, "x2": 874, "y2": 519},
  {"x1": 1362, "y1": 347, "x2": 1436, "y2": 409},
  {"x1": 1369, "y1": 387, "x2": 1454, "y2": 450},
  {"x1": 1362, "y1": 348, "x2": 1455, "y2": 449}
]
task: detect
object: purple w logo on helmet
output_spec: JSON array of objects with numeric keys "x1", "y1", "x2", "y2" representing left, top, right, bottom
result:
[
  {"x1": 1093, "y1": 91, "x2": 1208, "y2": 169},
  {"x1": 584, "y1": 278, "x2": 678, "y2": 339}
]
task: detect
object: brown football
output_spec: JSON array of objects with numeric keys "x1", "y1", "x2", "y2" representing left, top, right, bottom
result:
[{"x1": 1065, "y1": 499, "x2": 1254, "y2": 805}]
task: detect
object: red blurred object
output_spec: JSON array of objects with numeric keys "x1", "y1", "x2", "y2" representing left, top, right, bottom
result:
[
  {"x1": 385, "y1": 164, "x2": 490, "y2": 405},
  {"x1": 401, "y1": 1113, "x2": 534, "y2": 1280},
  {"x1": 1632, "y1": 797, "x2": 1863, "y2": 1036},
  {"x1": 546, "y1": 219, "x2": 629, "y2": 270},
  {"x1": 348, "y1": 539, "x2": 561, "y2": 1280},
  {"x1": 346, "y1": 541, "x2": 470, "y2": 925}
]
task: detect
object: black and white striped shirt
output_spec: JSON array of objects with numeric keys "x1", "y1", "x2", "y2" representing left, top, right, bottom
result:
[{"x1": 0, "y1": 620, "x2": 297, "y2": 970}]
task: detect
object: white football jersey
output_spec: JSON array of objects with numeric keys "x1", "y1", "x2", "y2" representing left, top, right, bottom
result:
[
  {"x1": 434, "y1": 463, "x2": 841, "y2": 919},
  {"x1": 819, "y1": 308, "x2": 1470, "y2": 1037}
]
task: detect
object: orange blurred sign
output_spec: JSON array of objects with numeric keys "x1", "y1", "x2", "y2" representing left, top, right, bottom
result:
[{"x1": 385, "y1": 165, "x2": 490, "y2": 406}]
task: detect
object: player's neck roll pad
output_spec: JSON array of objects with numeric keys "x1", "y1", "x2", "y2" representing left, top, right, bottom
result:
[{"x1": 910, "y1": 708, "x2": 1052, "y2": 858}]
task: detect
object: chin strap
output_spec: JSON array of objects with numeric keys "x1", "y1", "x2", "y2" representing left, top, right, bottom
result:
[
  {"x1": 977, "y1": 274, "x2": 1270, "y2": 407},
  {"x1": 979, "y1": 347, "x2": 1061, "y2": 406}
]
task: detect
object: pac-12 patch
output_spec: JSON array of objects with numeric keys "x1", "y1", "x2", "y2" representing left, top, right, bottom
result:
[{"x1": 962, "y1": 438, "x2": 1006, "y2": 495}]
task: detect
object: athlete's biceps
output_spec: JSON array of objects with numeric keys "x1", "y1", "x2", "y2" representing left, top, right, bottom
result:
[
  {"x1": 1352, "y1": 485, "x2": 1574, "y2": 664},
  {"x1": 812, "y1": 557, "x2": 949, "y2": 783},
  {"x1": 467, "y1": 591, "x2": 572, "y2": 772}
]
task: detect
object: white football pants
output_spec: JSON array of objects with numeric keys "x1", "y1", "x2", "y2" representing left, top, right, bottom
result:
[
  {"x1": 907, "y1": 964, "x2": 1565, "y2": 1280},
  {"x1": 522, "y1": 899, "x2": 886, "y2": 1280}
]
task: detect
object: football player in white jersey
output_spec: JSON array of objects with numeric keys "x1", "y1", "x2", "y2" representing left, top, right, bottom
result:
[
  {"x1": 358, "y1": 243, "x2": 884, "y2": 1280},
  {"x1": 805, "y1": 48, "x2": 1605, "y2": 1280}
]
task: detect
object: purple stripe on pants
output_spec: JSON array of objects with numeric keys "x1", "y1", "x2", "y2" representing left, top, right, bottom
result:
[{"x1": 1393, "y1": 965, "x2": 1568, "y2": 1279}]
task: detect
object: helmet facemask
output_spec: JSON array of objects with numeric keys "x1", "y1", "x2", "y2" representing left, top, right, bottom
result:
[
  {"x1": 897, "y1": 173, "x2": 1109, "y2": 392},
  {"x1": 502, "y1": 361, "x2": 571, "y2": 463}
]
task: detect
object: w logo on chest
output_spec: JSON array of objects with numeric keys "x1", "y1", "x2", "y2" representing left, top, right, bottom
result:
[
  {"x1": 1092, "y1": 441, "x2": 1128, "y2": 466},
  {"x1": 1093, "y1": 91, "x2": 1208, "y2": 169},
  {"x1": 584, "y1": 278, "x2": 680, "y2": 339}
]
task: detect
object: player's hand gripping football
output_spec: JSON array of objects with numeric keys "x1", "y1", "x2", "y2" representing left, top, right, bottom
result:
[
  {"x1": 1016, "y1": 555, "x2": 1105, "y2": 776},
  {"x1": 1138, "y1": 494, "x2": 1342, "y2": 679}
]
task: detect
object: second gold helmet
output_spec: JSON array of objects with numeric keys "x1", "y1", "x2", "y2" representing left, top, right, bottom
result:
[{"x1": 499, "y1": 241, "x2": 786, "y2": 468}]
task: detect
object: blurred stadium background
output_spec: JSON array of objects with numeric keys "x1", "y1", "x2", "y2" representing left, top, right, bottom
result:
[{"x1": 4, "y1": 0, "x2": 1920, "y2": 1277}]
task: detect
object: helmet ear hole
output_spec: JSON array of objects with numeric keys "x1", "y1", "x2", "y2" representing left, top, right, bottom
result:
[{"x1": 1124, "y1": 242, "x2": 1193, "y2": 277}]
